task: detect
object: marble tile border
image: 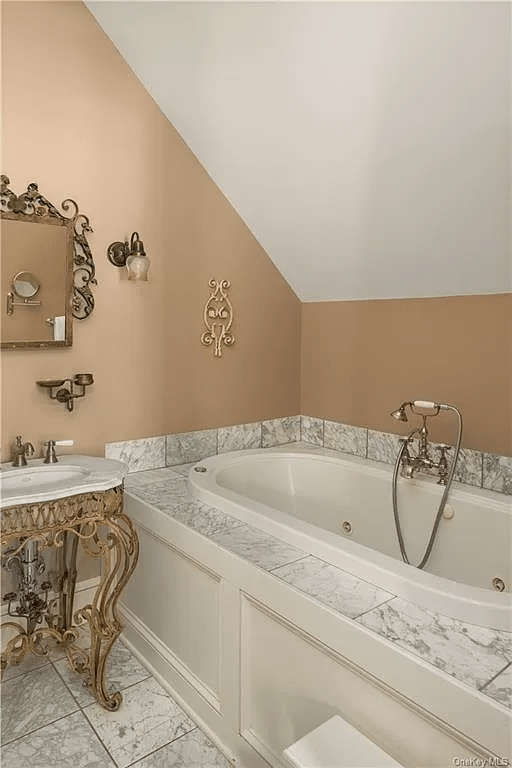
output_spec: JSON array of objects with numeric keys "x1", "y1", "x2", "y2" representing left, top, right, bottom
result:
[
  {"x1": 262, "y1": 415, "x2": 300, "y2": 448},
  {"x1": 105, "y1": 436, "x2": 166, "y2": 473},
  {"x1": 166, "y1": 428, "x2": 218, "y2": 467},
  {"x1": 105, "y1": 416, "x2": 511, "y2": 495},
  {"x1": 105, "y1": 416, "x2": 299, "y2": 474},
  {"x1": 301, "y1": 416, "x2": 511, "y2": 496},
  {"x1": 218, "y1": 422, "x2": 262, "y2": 454}
]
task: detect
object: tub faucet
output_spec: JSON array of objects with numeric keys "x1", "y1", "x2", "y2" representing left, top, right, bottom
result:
[
  {"x1": 11, "y1": 435, "x2": 35, "y2": 467},
  {"x1": 391, "y1": 402, "x2": 452, "y2": 485},
  {"x1": 390, "y1": 400, "x2": 463, "y2": 569}
]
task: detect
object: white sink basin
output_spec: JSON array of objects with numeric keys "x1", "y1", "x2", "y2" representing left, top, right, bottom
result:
[
  {"x1": 1, "y1": 465, "x2": 89, "y2": 491},
  {"x1": 0, "y1": 456, "x2": 128, "y2": 508}
]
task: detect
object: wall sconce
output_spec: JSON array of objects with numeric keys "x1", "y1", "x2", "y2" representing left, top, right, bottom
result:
[
  {"x1": 36, "y1": 374, "x2": 94, "y2": 412},
  {"x1": 107, "y1": 232, "x2": 150, "y2": 281}
]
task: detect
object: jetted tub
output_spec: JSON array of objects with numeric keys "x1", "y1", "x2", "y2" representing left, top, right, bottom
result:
[{"x1": 189, "y1": 447, "x2": 512, "y2": 631}]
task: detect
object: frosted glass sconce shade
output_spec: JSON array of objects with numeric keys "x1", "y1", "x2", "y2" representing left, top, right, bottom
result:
[{"x1": 107, "y1": 231, "x2": 150, "y2": 281}]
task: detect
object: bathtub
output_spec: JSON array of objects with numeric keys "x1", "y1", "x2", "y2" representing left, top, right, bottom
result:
[{"x1": 189, "y1": 447, "x2": 512, "y2": 631}]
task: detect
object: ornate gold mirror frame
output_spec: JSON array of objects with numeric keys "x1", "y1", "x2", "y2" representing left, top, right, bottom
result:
[{"x1": 1, "y1": 175, "x2": 96, "y2": 349}]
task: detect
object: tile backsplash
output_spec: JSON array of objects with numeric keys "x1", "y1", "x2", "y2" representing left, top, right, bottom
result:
[
  {"x1": 105, "y1": 414, "x2": 511, "y2": 496},
  {"x1": 104, "y1": 436, "x2": 166, "y2": 473},
  {"x1": 165, "y1": 428, "x2": 217, "y2": 467}
]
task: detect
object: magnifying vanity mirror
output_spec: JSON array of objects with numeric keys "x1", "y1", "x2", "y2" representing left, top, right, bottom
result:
[
  {"x1": 6, "y1": 270, "x2": 42, "y2": 320},
  {"x1": 12, "y1": 271, "x2": 41, "y2": 299},
  {"x1": 1, "y1": 175, "x2": 96, "y2": 349}
]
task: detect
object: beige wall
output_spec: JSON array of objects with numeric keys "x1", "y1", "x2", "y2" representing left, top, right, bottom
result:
[
  {"x1": 1, "y1": 1, "x2": 301, "y2": 461},
  {"x1": 302, "y1": 294, "x2": 511, "y2": 456},
  {"x1": 1, "y1": 3, "x2": 509, "y2": 466}
]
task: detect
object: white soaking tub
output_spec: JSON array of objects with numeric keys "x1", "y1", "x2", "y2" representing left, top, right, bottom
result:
[{"x1": 189, "y1": 448, "x2": 512, "y2": 631}]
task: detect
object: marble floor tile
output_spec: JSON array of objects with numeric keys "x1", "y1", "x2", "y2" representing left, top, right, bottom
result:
[
  {"x1": 132, "y1": 727, "x2": 231, "y2": 767},
  {"x1": 54, "y1": 639, "x2": 151, "y2": 707},
  {"x1": 356, "y1": 599, "x2": 511, "y2": 690},
  {"x1": 209, "y1": 524, "x2": 306, "y2": 571},
  {"x1": 1, "y1": 664, "x2": 78, "y2": 745},
  {"x1": 1, "y1": 648, "x2": 51, "y2": 682},
  {"x1": 0, "y1": 710, "x2": 115, "y2": 768},
  {"x1": 83, "y1": 676, "x2": 196, "y2": 768},
  {"x1": 271, "y1": 555, "x2": 395, "y2": 619},
  {"x1": 480, "y1": 663, "x2": 512, "y2": 709}
]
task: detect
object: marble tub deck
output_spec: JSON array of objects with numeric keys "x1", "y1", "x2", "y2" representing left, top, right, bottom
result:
[{"x1": 124, "y1": 461, "x2": 512, "y2": 713}]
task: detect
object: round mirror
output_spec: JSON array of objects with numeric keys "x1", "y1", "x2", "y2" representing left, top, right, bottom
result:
[{"x1": 12, "y1": 271, "x2": 40, "y2": 298}]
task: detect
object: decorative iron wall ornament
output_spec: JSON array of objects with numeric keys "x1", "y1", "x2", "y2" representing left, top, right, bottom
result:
[
  {"x1": 201, "y1": 279, "x2": 235, "y2": 357},
  {"x1": 1, "y1": 175, "x2": 96, "y2": 321}
]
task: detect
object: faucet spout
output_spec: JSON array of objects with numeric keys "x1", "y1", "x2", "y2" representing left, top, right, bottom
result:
[{"x1": 11, "y1": 435, "x2": 34, "y2": 467}]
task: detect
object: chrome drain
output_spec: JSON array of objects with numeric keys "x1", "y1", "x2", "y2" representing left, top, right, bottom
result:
[
  {"x1": 492, "y1": 577, "x2": 507, "y2": 592},
  {"x1": 341, "y1": 521, "x2": 352, "y2": 535}
]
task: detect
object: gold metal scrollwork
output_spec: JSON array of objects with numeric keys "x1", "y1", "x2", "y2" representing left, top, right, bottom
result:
[
  {"x1": 1, "y1": 487, "x2": 139, "y2": 711},
  {"x1": 201, "y1": 279, "x2": 235, "y2": 357},
  {"x1": 1, "y1": 174, "x2": 96, "y2": 323}
]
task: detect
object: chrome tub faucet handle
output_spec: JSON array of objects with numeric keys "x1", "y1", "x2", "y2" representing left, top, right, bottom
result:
[{"x1": 435, "y1": 444, "x2": 451, "y2": 485}]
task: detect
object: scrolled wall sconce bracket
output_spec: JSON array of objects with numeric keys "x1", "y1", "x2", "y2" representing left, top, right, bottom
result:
[{"x1": 201, "y1": 279, "x2": 235, "y2": 357}]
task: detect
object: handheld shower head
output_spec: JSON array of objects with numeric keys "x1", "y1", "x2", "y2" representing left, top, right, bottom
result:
[{"x1": 390, "y1": 403, "x2": 410, "y2": 422}]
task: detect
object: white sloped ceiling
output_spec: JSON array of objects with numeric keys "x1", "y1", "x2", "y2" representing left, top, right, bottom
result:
[{"x1": 86, "y1": 1, "x2": 511, "y2": 302}]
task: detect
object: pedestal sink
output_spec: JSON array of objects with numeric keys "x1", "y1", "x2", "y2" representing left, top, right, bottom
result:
[
  {"x1": 0, "y1": 453, "x2": 136, "y2": 712},
  {"x1": 0, "y1": 456, "x2": 128, "y2": 508},
  {"x1": 1, "y1": 464, "x2": 89, "y2": 490}
]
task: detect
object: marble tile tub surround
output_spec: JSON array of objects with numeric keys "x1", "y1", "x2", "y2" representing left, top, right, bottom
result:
[
  {"x1": 124, "y1": 464, "x2": 512, "y2": 710},
  {"x1": 305, "y1": 416, "x2": 511, "y2": 495},
  {"x1": 105, "y1": 416, "x2": 301, "y2": 471},
  {"x1": 106, "y1": 414, "x2": 511, "y2": 495}
]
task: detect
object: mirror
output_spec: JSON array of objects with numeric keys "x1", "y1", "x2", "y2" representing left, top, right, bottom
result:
[
  {"x1": 12, "y1": 271, "x2": 40, "y2": 298},
  {"x1": 6, "y1": 269, "x2": 42, "y2": 320},
  {"x1": 1, "y1": 175, "x2": 96, "y2": 349}
]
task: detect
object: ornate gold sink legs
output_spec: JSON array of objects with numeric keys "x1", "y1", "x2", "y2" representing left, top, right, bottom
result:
[
  {"x1": 1, "y1": 488, "x2": 139, "y2": 711},
  {"x1": 76, "y1": 511, "x2": 139, "y2": 710}
]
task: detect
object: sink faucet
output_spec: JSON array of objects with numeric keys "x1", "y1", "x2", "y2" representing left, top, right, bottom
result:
[
  {"x1": 11, "y1": 435, "x2": 35, "y2": 467},
  {"x1": 42, "y1": 439, "x2": 74, "y2": 463}
]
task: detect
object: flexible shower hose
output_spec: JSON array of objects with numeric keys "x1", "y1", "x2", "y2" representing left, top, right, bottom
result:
[{"x1": 391, "y1": 404, "x2": 462, "y2": 570}]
